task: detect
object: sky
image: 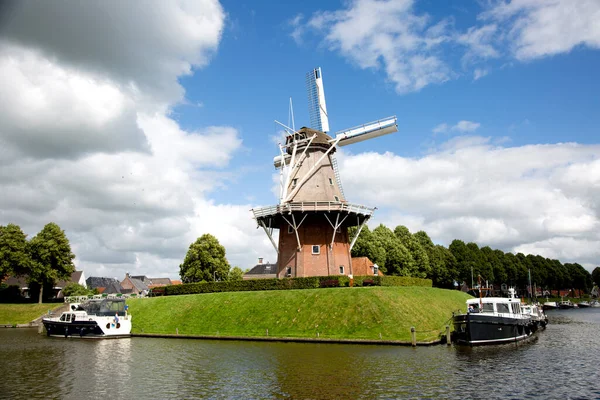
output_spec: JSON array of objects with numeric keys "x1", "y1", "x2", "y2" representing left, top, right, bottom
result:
[{"x1": 0, "y1": 0, "x2": 599, "y2": 280}]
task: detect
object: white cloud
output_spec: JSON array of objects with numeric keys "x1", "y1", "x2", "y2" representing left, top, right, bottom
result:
[
  {"x1": 482, "y1": 0, "x2": 600, "y2": 60},
  {"x1": 337, "y1": 140, "x2": 600, "y2": 271},
  {"x1": 432, "y1": 123, "x2": 449, "y2": 134},
  {"x1": 308, "y1": 0, "x2": 453, "y2": 94},
  {"x1": 431, "y1": 120, "x2": 481, "y2": 135},
  {"x1": 297, "y1": 0, "x2": 600, "y2": 94},
  {"x1": 0, "y1": 1, "x2": 273, "y2": 280},
  {"x1": 452, "y1": 120, "x2": 481, "y2": 132},
  {"x1": 473, "y1": 68, "x2": 489, "y2": 80}
]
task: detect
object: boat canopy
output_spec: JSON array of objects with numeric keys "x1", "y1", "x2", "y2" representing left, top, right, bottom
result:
[{"x1": 77, "y1": 298, "x2": 126, "y2": 316}]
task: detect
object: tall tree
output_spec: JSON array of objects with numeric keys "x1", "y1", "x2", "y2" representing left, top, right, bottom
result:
[
  {"x1": 0, "y1": 224, "x2": 30, "y2": 281},
  {"x1": 394, "y1": 226, "x2": 430, "y2": 278},
  {"x1": 372, "y1": 224, "x2": 415, "y2": 276},
  {"x1": 179, "y1": 234, "x2": 231, "y2": 283},
  {"x1": 592, "y1": 267, "x2": 600, "y2": 286},
  {"x1": 349, "y1": 226, "x2": 386, "y2": 272},
  {"x1": 28, "y1": 223, "x2": 76, "y2": 303}
]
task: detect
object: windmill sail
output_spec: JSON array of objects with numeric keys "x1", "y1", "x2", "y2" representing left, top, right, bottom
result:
[
  {"x1": 335, "y1": 116, "x2": 397, "y2": 147},
  {"x1": 306, "y1": 67, "x2": 329, "y2": 133}
]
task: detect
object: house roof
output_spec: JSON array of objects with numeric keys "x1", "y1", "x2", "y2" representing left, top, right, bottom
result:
[
  {"x1": 2, "y1": 276, "x2": 28, "y2": 288},
  {"x1": 126, "y1": 277, "x2": 149, "y2": 292},
  {"x1": 148, "y1": 278, "x2": 171, "y2": 286},
  {"x1": 87, "y1": 277, "x2": 121, "y2": 290},
  {"x1": 171, "y1": 280, "x2": 182, "y2": 285},
  {"x1": 55, "y1": 271, "x2": 84, "y2": 288},
  {"x1": 131, "y1": 275, "x2": 150, "y2": 283},
  {"x1": 245, "y1": 263, "x2": 277, "y2": 275}
]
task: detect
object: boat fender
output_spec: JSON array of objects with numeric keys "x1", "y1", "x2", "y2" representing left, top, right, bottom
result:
[{"x1": 106, "y1": 323, "x2": 110, "y2": 329}]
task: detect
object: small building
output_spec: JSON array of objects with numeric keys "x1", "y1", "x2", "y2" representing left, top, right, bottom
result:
[
  {"x1": 121, "y1": 273, "x2": 149, "y2": 295},
  {"x1": 244, "y1": 258, "x2": 277, "y2": 280},
  {"x1": 4, "y1": 271, "x2": 87, "y2": 299},
  {"x1": 351, "y1": 257, "x2": 383, "y2": 277},
  {"x1": 86, "y1": 277, "x2": 123, "y2": 294}
]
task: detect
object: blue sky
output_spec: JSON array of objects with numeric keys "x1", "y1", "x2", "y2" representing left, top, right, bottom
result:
[{"x1": 1, "y1": 0, "x2": 599, "y2": 279}]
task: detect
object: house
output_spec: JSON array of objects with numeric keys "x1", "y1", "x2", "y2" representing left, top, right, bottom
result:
[
  {"x1": 244, "y1": 258, "x2": 277, "y2": 280},
  {"x1": 351, "y1": 257, "x2": 383, "y2": 277},
  {"x1": 4, "y1": 271, "x2": 87, "y2": 299},
  {"x1": 121, "y1": 273, "x2": 149, "y2": 295},
  {"x1": 86, "y1": 277, "x2": 123, "y2": 294}
]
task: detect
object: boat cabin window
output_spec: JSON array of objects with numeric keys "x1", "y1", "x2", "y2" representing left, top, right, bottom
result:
[
  {"x1": 481, "y1": 303, "x2": 494, "y2": 313},
  {"x1": 60, "y1": 313, "x2": 72, "y2": 322},
  {"x1": 496, "y1": 303, "x2": 510, "y2": 314},
  {"x1": 511, "y1": 303, "x2": 520, "y2": 314}
]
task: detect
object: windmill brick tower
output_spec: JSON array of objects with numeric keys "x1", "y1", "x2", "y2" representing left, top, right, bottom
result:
[{"x1": 251, "y1": 68, "x2": 397, "y2": 278}]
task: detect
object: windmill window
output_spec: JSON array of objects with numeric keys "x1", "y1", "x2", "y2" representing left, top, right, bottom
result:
[
  {"x1": 334, "y1": 196, "x2": 340, "y2": 202},
  {"x1": 288, "y1": 225, "x2": 293, "y2": 234},
  {"x1": 339, "y1": 266, "x2": 344, "y2": 274},
  {"x1": 292, "y1": 179, "x2": 298, "y2": 187},
  {"x1": 329, "y1": 178, "x2": 333, "y2": 185},
  {"x1": 312, "y1": 245, "x2": 320, "y2": 254}
]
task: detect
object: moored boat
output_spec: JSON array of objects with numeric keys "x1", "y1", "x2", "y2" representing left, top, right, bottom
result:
[
  {"x1": 558, "y1": 300, "x2": 575, "y2": 309},
  {"x1": 542, "y1": 301, "x2": 558, "y2": 311},
  {"x1": 42, "y1": 298, "x2": 131, "y2": 338},
  {"x1": 453, "y1": 288, "x2": 535, "y2": 346},
  {"x1": 521, "y1": 303, "x2": 548, "y2": 329},
  {"x1": 590, "y1": 300, "x2": 600, "y2": 308},
  {"x1": 577, "y1": 301, "x2": 590, "y2": 308}
]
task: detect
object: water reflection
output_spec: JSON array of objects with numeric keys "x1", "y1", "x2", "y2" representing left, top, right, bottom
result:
[{"x1": 1, "y1": 309, "x2": 599, "y2": 399}]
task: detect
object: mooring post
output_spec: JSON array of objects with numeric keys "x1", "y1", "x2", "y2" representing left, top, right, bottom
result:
[
  {"x1": 411, "y1": 327, "x2": 416, "y2": 347},
  {"x1": 446, "y1": 325, "x2": 451, "y2": 345}
]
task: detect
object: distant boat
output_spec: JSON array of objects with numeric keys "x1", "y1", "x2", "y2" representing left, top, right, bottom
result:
[
  {"x1": 558, "y1": 300, "x2": 575, "y2": 309},
  {"x1": 543, "y1": 301, "x2": 558, "y2": 311},
  {"x1": 577, "y1": 301, "x2": 591, "y2": 308},
  {"x1": 590, "y1": 300, "x2": 600, "y2": 308}
]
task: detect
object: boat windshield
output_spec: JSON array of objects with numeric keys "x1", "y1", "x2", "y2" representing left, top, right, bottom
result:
[
  {"x1": 496, "y1": 303, "x2": 510, "y2": 313},
  {"x1": 481, "y1": 303, "x2": 494, "y2": 313},
  {"x1": 79, "y1": 299, "x2": 126, "y2": 316}
]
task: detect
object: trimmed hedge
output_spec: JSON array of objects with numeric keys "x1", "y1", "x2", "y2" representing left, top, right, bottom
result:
[{"x1": 155, "y1": 275, "x2": 431, "y2": 297}]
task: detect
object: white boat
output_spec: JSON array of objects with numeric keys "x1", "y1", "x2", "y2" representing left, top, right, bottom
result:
[
  {"x1": 590, "y1": 300, "x2": 600, "y2": 308},
  {"x1": 558, "y1": 299, "x2": 575, "y2": 309},
  {"x1": 577, "y1": 301, "x2": 590, "y2": 308},
  {"x1": 453, "y1": 288, "x2": 535, "y2": 346},
  {"x1": 42, "y1": 298, "x2": 131, "y2": 338},
  {"x1": 521, "y1": 304, "x2": 548, "y2": 329}
]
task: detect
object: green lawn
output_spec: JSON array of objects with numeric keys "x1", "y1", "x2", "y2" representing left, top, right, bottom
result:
[
  {"x1": 0, "y1": 304, "x2": 59, "y2": 325},
  {"x1": 127, "y1": 286, "x2": 471, "y2": 342}
]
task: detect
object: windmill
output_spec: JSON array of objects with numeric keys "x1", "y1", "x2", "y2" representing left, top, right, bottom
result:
[{"x1": 251, "y1": 67, "x2": 398, "y2": 278}]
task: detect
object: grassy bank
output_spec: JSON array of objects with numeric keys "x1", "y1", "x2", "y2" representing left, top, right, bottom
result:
[
  {"x1": 127, "y1": 286, "x2": 470, "y2": 342},
  {"x1": 0, "y1": 304, "x2": 58, "y2": 325}
]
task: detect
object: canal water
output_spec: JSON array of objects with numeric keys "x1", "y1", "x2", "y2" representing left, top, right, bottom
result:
[{"x1": 1, "y1": 309, "x2": 598, "y2": 399}]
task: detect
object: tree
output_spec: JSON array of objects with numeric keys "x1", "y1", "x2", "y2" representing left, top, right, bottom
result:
[
  {"x1": 179, "y1": 234, "x2": 230, "y2": 283},
  {"x1": 0, "y1": 224, "x2": 30, "y2": 281},
  {"x1": 349, "y1": 226, "x2": 386, "y2": 272},
  {"x1": 592, "y1": 267, "x2": 600, "y2": 286},
  {"x1": 228, "y1": 266, "x2": 244, "y2": 281},
  {"x1": 28, "y1": 223, "x2": 76, "y2": 303},
  {"x1": 394, "y1": 226, "x2": 430, "y2": 278},
  {"x1": 62, "y1": 282, "x2": 91, "y2": 297}
]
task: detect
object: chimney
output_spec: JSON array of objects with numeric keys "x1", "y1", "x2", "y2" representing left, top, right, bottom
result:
[{"x1": 258, "y1": 257, "x2": 263, "y2": 265}]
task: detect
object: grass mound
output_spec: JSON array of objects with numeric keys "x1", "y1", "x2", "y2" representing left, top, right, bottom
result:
[
  {"x1": 0, "y1": 304, "x2": 58, "y2": 325},
  {"x1": 127, "y1": 286, "x2": 470, "y2": 342}
]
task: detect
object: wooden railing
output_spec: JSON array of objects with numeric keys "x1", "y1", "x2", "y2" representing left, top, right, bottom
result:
[{"x1": 251, "y1": 201, "x2": 375, "y2": 219}]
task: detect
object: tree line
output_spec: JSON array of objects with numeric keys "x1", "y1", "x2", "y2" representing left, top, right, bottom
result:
[
  {"x1": 0, "y1": 223, "x2": 75, "y2": 303},
  {"x1": 351, "y1": 224, "x2": 596, "y2": 293}
]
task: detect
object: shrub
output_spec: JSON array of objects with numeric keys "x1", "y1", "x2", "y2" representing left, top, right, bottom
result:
[
  {"x1": 319, "y1": 279, "x2": 339, "y2": 288},
  {"x1": 159, "y1": 274, "x2": 431, "y2": 296}
]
